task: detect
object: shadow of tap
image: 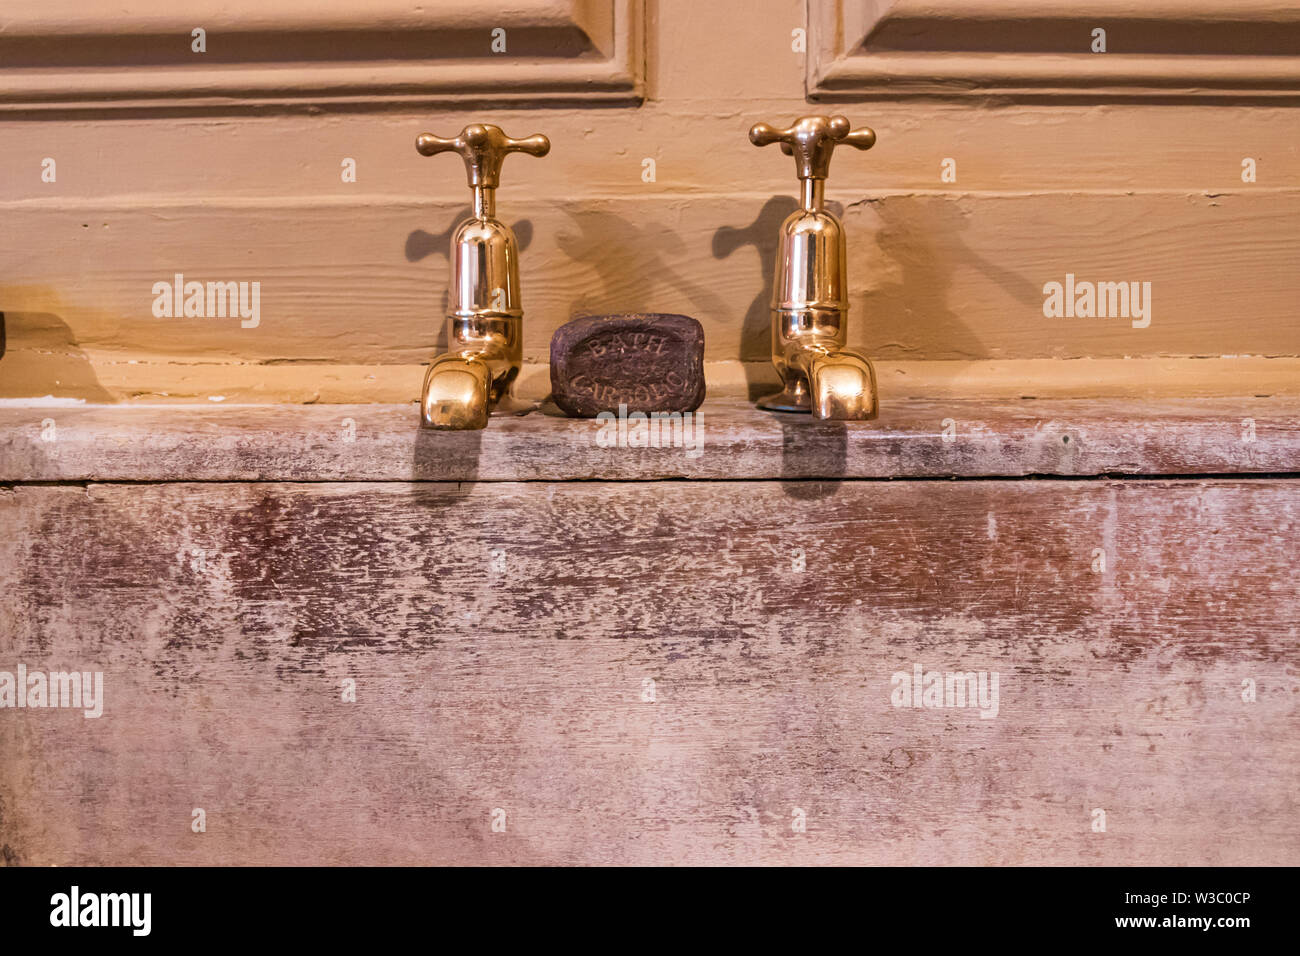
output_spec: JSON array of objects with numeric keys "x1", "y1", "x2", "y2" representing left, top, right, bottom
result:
[
  {"x1": 0, "y1": 308, "x2": 115, "y2": 402},
  {"x1": 412, "y1": 424, "x2": 483, "y2": 485},
  {"x1": 849, "y1": 196, "x2": 1038, "y2": 365},
  {"x1": 775, "y1": 414, "x2": 847, "y2": 500},
  {"x1": 712, "y1": 195, "x2": 800, "y2": 401},
  {"x1": 556, "y1": 209, "x2": 729, "y2": 320}
]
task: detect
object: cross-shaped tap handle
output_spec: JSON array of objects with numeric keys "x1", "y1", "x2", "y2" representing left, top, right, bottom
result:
[
  {"x1": 416, "y1": 123, "x2": 550, "y2": 190},
  {"x1": 749, "y1": 115, "x2": 875, "y2": 182}
]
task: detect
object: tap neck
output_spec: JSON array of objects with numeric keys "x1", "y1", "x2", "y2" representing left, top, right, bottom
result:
[
  {"x1": 473, "y1": 185, "x2": 497, "y2": 220},
  {"x1": 800, "y1": 179, "x2": 825, "y2": 213}
]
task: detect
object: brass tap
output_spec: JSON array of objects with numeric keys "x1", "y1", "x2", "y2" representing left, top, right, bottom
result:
[
  {"x1": 749, "y1": 115, "x2": 878, "y2": 420},
  {"x1": 415, "y1": 124, "x2": 550, "y2": 429}
]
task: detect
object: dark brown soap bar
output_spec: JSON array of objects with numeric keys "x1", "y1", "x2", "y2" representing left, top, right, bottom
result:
[{"x1": 550, "y1": 313, "x2": 705, "y2": 417}]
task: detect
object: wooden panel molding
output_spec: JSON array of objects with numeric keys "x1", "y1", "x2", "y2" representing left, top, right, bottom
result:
[
  {"x1": 0, "y1": 0, "x2": 644, "y2": 112},
  {"x1": 808, "y1": 0, "x2": 1300, "y2": 100}
]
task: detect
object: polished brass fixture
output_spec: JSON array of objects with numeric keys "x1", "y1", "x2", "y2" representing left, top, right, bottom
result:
[
  {"x1": 415, "y1": 124, "x2": 550, "y2": 429},
  {"x1": 749, "y1": 115, "x2": 878, "y2": 420}
]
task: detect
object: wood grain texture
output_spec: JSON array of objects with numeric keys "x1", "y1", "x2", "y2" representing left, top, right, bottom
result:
[
  {"x1": 2, "y1": 191, "x2": 1298, "y2": 376},
  {"x1": 2, "y1": 0, "x2": 1299, "y2": 394},
  {"x1": 1, "y1": 478, "x2": 1296, "y2": 865},
  {"x1": 1, "y1": 397, "x2": 1296, "y2": 482},
  {"x1": 6, "y1": 105, "x2": 1300, "y2": 200}
]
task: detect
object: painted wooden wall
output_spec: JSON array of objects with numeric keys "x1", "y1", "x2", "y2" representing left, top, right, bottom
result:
[{"x1": 1, "y1": 0, "x2": 1298, "y2": 402}]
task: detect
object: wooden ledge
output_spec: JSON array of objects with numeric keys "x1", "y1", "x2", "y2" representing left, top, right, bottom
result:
[
  {"x1": 6, "y1": 357, "x2": 1299, "y2": 406},
  {"x1": 1, "y1": 397, "x2": 1296, "y2": 482}
]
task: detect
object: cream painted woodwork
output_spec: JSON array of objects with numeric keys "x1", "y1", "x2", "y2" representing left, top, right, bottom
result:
[
  {"x1": 0, "y1": 0, "x2": 643, "y2": 109},
  {"x1": 809, "y1": 0, "x2": 1300, "y2": 99},
  {"x1": 0, "y1": 0, "x2": 1297, "y2": 401}
]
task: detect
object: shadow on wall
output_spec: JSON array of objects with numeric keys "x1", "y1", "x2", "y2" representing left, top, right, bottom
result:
[
  {"x1": 713, "y1": 193, "x2": 1042, "y2": 371},
  {"x1": 712, "y1": 195, "x2": 801, "y2": 401},
  {"x1": 406, "y1": 207, "x2": 533, "y2": 354},
  {"x1": 556, "y1": 208, "x2": 729, "y2": 323},
  {"x1": 0, "y1": 308, "x2": 114, "y2": 401},
  {"x1": 853, "y1": 196, "x2": 1039, "y2": 362}
]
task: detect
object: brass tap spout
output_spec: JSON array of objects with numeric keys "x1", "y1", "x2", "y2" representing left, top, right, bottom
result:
[
  {"x1": 749, "y1": 115, "x2": 879, "y2": 420},
  {"x1": 415, "y1": 124, "x2": 550, "y2": 429}
]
